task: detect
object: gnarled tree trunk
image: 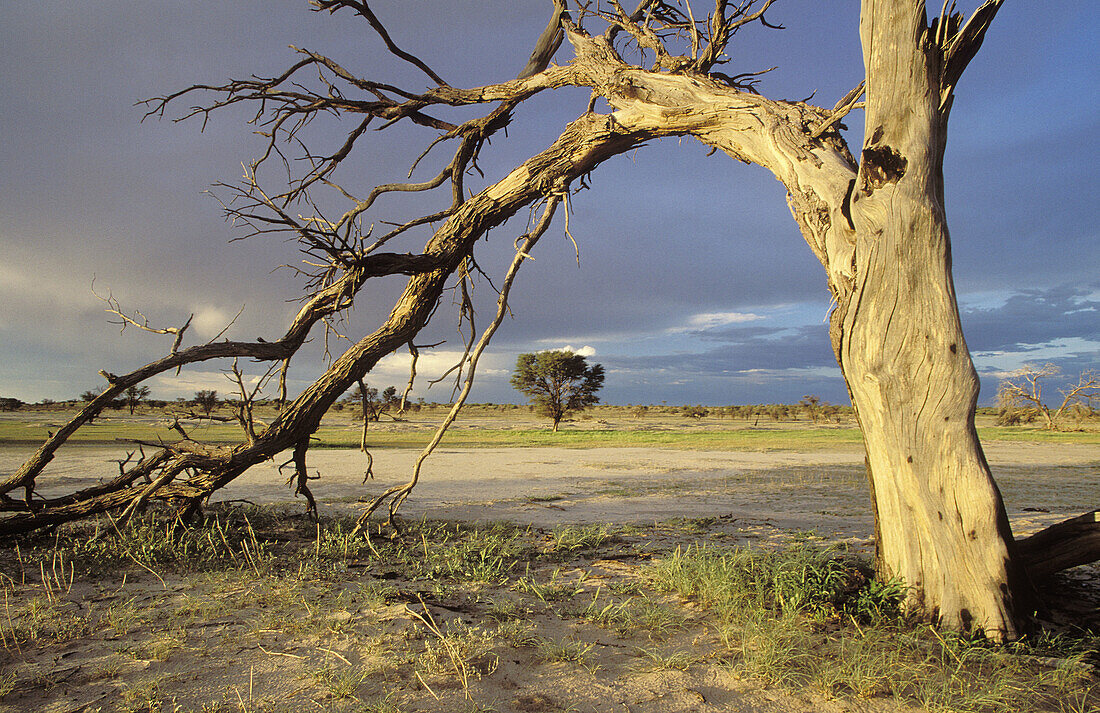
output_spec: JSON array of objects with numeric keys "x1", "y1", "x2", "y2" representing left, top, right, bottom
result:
[
  {"x1": 830, "y1": 0, "x2": 1033, "y2": 639},
  {"x1": 579, "y1": 0, "x2": 1031, "y2": 638}
]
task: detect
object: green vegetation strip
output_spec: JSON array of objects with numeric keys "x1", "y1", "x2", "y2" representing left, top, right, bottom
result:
[
  {"x1": 0, "y1": 420, "x2": 248, "y2": 446},
  {"x1": 1, "y1": 419, "x2": 1097, "y2": 449},
  {"x1": 314, "y1": 427, "x2": 869, "y2": 450}
]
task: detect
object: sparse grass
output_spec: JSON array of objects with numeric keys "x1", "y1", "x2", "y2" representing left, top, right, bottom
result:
[
  {"x1": 358, "y1": 692, "x2": 405, "y2": 713},
  {"x1": 0, "y1": 506, "x2": 1095, "y2": 713},
  {"x1": 129, "y1": 628, "x2": 188, "y2": 662},
  {"x1": 569, "y1": 589, "x2": 686, "y2": 638},
  {"x1": 550, "y1": 524, "x2": 613, "y2": 554},
  {"x1": 526, "y1": 494, "x2": 565, "y2": 503},
  {"x1": 118, "y1": 678, "x2": 164, "y2": 713},
  {"x1": 494, "y1": 619, "x2": 539, "y2": 648},
  {"x1": 44, "y1": 510, "x2": 276, "y2": 576},
  {"x1": 648, "y1": 541, "x2": 902, "y2": 623},
  {"x1": 2, "y1": 595, "x2": 89, "y2": 646},
  {"x1": 648, "y1": 542, "x2": 1098, "y2": 712},
  {"x1": 309, "y1": 663, "x2": 376, "y2": 701},
  {"x1": 414, "y1": 617, "x2": 500, "y2": 681},
  {"x1": 535, "y1": 636, "x2": 598, "y2": 671},
  {"x1": 485, "y1": 598, "x2": 527, "y2": 623},
  {"x1": 103, "y1": 598, "x2": 145, "y2": 636},
  {"x1": 631, "y1": 647, "x2": 701, "y2": 672},
  {"x1": 515, "y1": 568, "x2": 584, "y2": 604},
  {"x1": 0, "y1": 670, "x2": 16, "y2": 699}
]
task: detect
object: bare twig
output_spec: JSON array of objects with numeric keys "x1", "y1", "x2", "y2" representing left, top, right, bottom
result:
[{"x1": 353, "y1": 197, "x2": 560, "y2": 531}]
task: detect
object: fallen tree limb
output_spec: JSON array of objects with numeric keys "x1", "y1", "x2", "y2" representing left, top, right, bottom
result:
[{"x1": 1017, "y1": 510, "x2": 1100, "y2": 580}]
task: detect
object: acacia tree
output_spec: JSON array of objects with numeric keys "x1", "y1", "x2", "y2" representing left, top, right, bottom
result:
[
  {"x1": 2, "y1": 0, "x2": 1098, "y2": 639},
  {"x1": 511, "y1": 350, "x2": 605, "y2": 431},
  {"x1": 124, "y1": 385, "x2": 151, "y2": 415},
  {"x1": 193, "y1": 390, "x2": 219, "y2": 418},
  {"x1": 799, "y1": 395, "x2": 821, "y2": 423}
]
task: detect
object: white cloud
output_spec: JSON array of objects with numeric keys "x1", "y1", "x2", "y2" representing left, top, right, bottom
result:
[
  {"x1": 191, "y1": 306, "x2": 238, "y2": 338},
  {"x1": 971, "y1": 337, "x2": 1100, "y2": 375},
  {"x1": 369, "y1": 349, "x2": 513, "y2": 388},
  {"x1": 559, "y1": 344, "x2": 596, "y2": 357},
  {"x1": 670, "y1": 311, "x2": 763, "y2": 333}
]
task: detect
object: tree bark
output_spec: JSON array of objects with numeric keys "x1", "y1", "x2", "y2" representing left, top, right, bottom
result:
[
  {"x1": 825, "y1": 0, "x2": 1032, "y2": 639},
  {"x1": 572, "y1": 2, "x2": 1032, "y2": 638},
  {"x1": 1017, "y1": 511, "x2": 1100, "y2": 579}
]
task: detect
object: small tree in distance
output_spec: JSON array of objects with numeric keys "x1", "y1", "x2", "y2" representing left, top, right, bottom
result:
[
  {"x1": 799, "y1": 395, "x2": 822, "y2": 423},
  {"x1": 511, "y1": 350, "x2": 604, "y2": 432},
  {"x1": 123, "y1": 385, "x2": 150, "y2": 415},
  {"x1": 193, "y1": 390, "x2": 219, "y2": 417}
]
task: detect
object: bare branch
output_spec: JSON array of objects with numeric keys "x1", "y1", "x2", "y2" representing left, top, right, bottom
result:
[
  {"x1": 311, "y1": 1, "x2": 450, "y2": 87},
  {"x1": 1017, "y1": 511, "x2": 1100, "y2": 579},
  {"x1": 354, "y1": 196, "x2": 561, "y2": 530},
  {"x1": 94, "y1": 282, "x2": 194, "y2": 354},
  {"x1": 518, "y1": 0, "x2": 569, "y2": 80},
  {"x1": 936, "y1": 0, "x2": 1005, "y2": 110},
  {"x1": 810, "y1": 81, "x2": 865, "y2": 139}
]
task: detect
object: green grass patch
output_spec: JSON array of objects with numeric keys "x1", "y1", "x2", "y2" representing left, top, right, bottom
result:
[
  {"x1": 4, "y1": 413, "x2": 1097, "y2": 449},
  {"x1": 0, "y1": 419, "x2": 251, "y2": 446},
  {"x1": 977, "y1": 427, "x2": 1100, "y2": 444},
  {"x1": 647, "y1": 543, "x2": 1098, "y2": 712},
  {"x1": 315, "y1": 426, "x2": 869, "y2": 450}
]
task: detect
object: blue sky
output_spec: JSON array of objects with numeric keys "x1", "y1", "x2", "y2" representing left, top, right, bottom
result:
[{"x1": 0, "y1": 2, "x2": 1096, "y2": 407}]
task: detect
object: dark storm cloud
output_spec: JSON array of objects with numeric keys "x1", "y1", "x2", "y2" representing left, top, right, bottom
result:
[
  {"x1": 0, "y1": 3, "x2": 1095, "y2": 404},
  {"x1": 607, "y1": 322, "x2": 835, "y2": 376},
  {"x1": 962, "y1": 285, "x2": 1100, "y2": 354}
]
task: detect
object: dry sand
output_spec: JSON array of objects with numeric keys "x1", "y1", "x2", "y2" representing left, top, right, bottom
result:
[
  {"x1": 1, "y1": 442, "x2": 1096, "y2": 713},
  {"x1": 9, "y1": 440, "x2": 1097, "y2": 538}
]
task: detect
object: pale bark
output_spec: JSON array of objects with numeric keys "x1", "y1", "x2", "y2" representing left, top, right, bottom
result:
[
  {"x1": 830, "y1": 0, "x2": 1030, "y2": 638},
  {"x1": 561, "y1": 3, "x2": 1032, "y2": 638},
  {"x1": 1017, "y1": 511, "x2": 1100, "y2": 579},
  {"x1": 833, "y1": 0, "x2": 1030, "y2": 639}
]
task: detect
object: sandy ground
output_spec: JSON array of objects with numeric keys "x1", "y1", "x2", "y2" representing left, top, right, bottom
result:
[
  {"x1": 1, "y1": 442, "x2": 1097, "y2": 713},
  {"x1": 8, "y1": 441, "x2": 1098, "y2": 538}
]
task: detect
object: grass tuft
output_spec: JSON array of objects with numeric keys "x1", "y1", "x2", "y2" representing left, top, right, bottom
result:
[{"x1": 648, "y1": 542, "x2": 1098, "y2": 711}]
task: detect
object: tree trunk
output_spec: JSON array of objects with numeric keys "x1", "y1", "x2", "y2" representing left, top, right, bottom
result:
[
  {"x1": 573, "y1": 1, "x2": 1028, "y2": 636},
  {"x1": 832, "y1": 212, "x2": 1035, "y2": 637},
  {"x1": 826, "y1": 0, "x2": 1033, "y2": 639}
]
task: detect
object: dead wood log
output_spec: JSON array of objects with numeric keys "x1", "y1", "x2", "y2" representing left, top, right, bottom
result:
[{"x1": 1017, "y1": 510, "x2": 1100, "y2": 580}]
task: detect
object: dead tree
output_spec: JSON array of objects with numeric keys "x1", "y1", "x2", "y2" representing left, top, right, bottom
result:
[
  {"x1": 998, "y1": 364, "x2": 1100, "y2": 430},
  {"x1": 1, "y1": 1, "x2": 1095, "y2": 640}
]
